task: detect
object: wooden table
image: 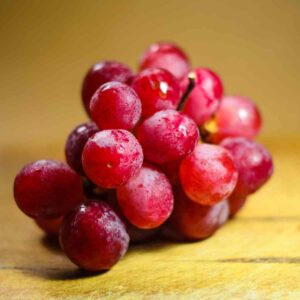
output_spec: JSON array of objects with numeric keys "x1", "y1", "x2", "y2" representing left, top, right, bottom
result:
[{"x1": 1, "y1": 139, "x2": 299, "y2": 299}]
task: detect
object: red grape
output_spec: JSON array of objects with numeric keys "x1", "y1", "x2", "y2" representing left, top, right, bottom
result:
[
  {"x1": 131, "y1": 68, "x2": 181, "y2": 118},
  {"x1": 105, "y1": 191, "x2": 159, "y2": 243},
  {"x1": 195, "y1": 68, "x2": 223, "y2": 100},
  {"x1": 228, "y1": 194, "x2": 247, "y2": 217},
  {"x1": 182, "y1": 68, "x2": 223, "y2": 125},
  {"x1": 60, "y1": 201, "x2": 129, "y2": 271},
  {"x1": 139, "y1": 42, "x2": 190, "y2": 80},
  {"x1": 221, "y1": 137, "x2": 273, "y2": 197},
  {"x1": 169, "y1": 187, "x2": 229, "y2": 240},
  {"x1": 35, "y1": 216, "x2": 63, "y2": 236},
  {"x1": 11, "y1": 41, "x2": 276, "y2": 268},
  {"x1": 65, "y1": 122, "x2": 99, "y2": 176},
  {"x1": 211, "y1": 96, "x2": 262, "y2": 143},
  {"x1": 159, "y1": 160, "x2": 181, "y2": 186},
  {"x1": 126, "y1": 225, "x2": 159, "y2": 244},
  {"x1": 117, "y1": 164, "x2": 174, "y2": 229},
  {"x1": 180, "y1": 143, "x2": 238, "y2": 205},
  {"x1": 14, "y1": 160, "x2": 84, "y2": 219},
  {"x1": 137, "y1": 110, "x2": 199, "y2": 164},
  {"x1": 82, "y1": 61, "x2": 133, "y2": 115},
  {"x1": 82, "y1": 130, "x2": 143, "y2": 188},
  {"x1": 160, "y1": 222, "x2": 185, "y2": 242},
  {"x1": 90, "y1": 82, "x2": 141, "y2": 130}
]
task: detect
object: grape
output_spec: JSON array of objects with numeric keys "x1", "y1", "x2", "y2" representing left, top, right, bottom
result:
[
  {"x1": 11, "y1": 41, "x2": 276, "y2": 268},
  {"x1": 139, "y1": 42, "x2": 190, "y2": 80},
  {"x1": 228, "y1": 194, "x2": 247, "y2": 217},
  {"x1": 90, "y1": 82, "x2": 141, "y2": 130},
  {"x1": 81, "y1": 61, "x2": 133, "y2": 115},
  {"x1": 105, "y1": 191, "x2": 159, "y2": 243},
  {"x1": 211, "y1": 96, "x2": 262, "y2": 143},
  {"x1": 159, "y1": 160, "x2": 181, "y2": 186},
  {"x1": 180, "y1": 143, "x2": 238, "y2": 205},
  {"x1": 35, "y1": 217, "x2": 63, "y2": 236},
  {"x1": 182, "y1": 68, "x2": 223, "y2": 125},
  {"x1": 137, "y1": 110, "x2": 199, "y2": 164},
  {"x1": 126, "y1": 225, "x2": 159, "y2": 244},
  {"x1": 131, "y1": 68, "x2": 181, "y2": 118},
  {"x1": 59, "y1": 201, "x2": 129, "y2": 271},
  {"x1": 220, "y1": 137, "x2": 273, "y2": 197},
  {"x1": 183, "y1": 89, "x2": 218, "y2": 126},
  {"x1": 160, "y1": 222, "x2": 185, "y2": 242},
  {"x1": 117, "y1": 164, "x2": 174, "y2": 229},
  {"x1": 65, "y1": 122, "x2": 99, "y2": 175},
  {"x1": 195, "y1": 68, "x2": 223, "y2": 100},
  {"x1": 13, "y1": 160, "x2": 84, "y2": 219},
  {"x1": 82, "y1": 130, "x2": 143, "y2": 188},
  {"x1": 169, "y1": 187, "x2": 229, "y2": 240}
]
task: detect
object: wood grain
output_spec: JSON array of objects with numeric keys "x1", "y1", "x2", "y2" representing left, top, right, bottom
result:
[{"x1": 0, "y1": 140, "x2": 300, "y2": 299}]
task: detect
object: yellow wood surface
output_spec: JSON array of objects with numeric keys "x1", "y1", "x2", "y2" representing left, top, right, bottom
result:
[{"x1": 0, "y1": 139, "x2": 299, "y2": 299}]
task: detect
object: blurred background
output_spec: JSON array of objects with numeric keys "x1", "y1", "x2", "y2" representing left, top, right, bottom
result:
[{"x1": 0, "y1": 0, "x2": 299, "y2": 154}]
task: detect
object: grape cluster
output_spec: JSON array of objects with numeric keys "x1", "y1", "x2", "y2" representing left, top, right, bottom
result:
[{"x1": 13, "y1": 42, "x2": 273, "y2": 272}]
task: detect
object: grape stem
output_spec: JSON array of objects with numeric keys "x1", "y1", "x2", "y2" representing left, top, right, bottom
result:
[{"x1": 177, "y1": 72, "x2": 196, "y2": 111}]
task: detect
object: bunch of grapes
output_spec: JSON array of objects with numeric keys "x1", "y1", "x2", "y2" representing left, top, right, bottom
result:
[{"x1": 13, "y1": 42, "x2": 273, "y2": 272}]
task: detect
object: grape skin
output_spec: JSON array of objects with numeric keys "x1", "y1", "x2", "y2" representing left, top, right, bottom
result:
[
  {"x1": 183, "y1": 68, "x2": 224, "y2": 125},
  {"x1": 132, "y1": 68, "x2": 181, "y2": 118},
  {"x1": 90, "y1": 82, "x2": 142, "y2": 131},
  {"x1": 137, "y1": 109, "x2": 199, "y2": 165},
  {"x1": 14, "y1": 160, "x2": 84, "y2": 219},
  {"x1": 117, "y1": 164, "x2": 174, "y2": 229},
  {"x1": 35, "y1": 216, "x2": 63, "y2": 236},
  {"x1": 139, "y1": 42, "x2": 190, "y2": 80},
  {"x1": 82, "y1": 130, "x2": 143, "y2": 188},
  {"x1": 65, "y1": 122, "x2": 99, "y2": 176},
  {"x1": 82, "y1": 61, "x2": 133, "y2": 115},
  {"x1": 211, "y1": 96, "x2": 262, "y2": 143},
  {"x1": 60, "y1": 201, "x2": 129, "y2": 271},
  {"x1": 221, "y1": 137, "x2": 273, "y2": 197},
  {"x1": 180, "y1": 143, "x2": 238, "y2": 206},
  {"x1": 169, "y1": 187, "x2": 229, "y2": 241}
]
